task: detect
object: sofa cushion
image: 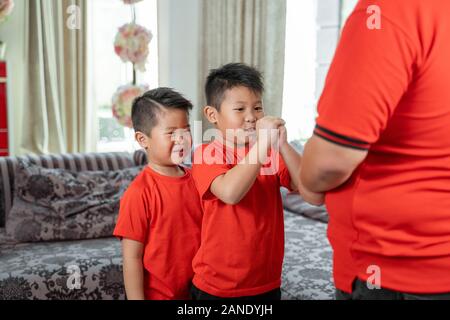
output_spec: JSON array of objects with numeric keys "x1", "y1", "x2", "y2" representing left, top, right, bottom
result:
[
  {"x1": 0, "y1": 228, "x2": 18, "y2": 245},
  {"x1": 0, "y1": 152, "x2": 138, "y2": 229},
  {"x1": 6, "y1": 159, "x2": 143, "y2": 243}
]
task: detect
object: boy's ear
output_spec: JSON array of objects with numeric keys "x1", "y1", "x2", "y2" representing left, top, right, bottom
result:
[
  {"x1": 135, "y1": 131, "x2": 150, "y2": 150},
  {"x1": 204, "y1": 106, "x2": 218, "y2": 125}
]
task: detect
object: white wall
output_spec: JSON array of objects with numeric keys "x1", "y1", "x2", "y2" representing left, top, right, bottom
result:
[
  {"x1": 157, "y1": 0, "x2": 201, "y2": 126},
  {"x1": 0, "y1": 0, "x2": 26, "y2": 156},
  {"x1": 282, "y1": 0, "x2": 318, "y2": 141},
  {"x1": 282, "y1": 0, "x2": 348, "y2": 142},
  {"x1": 316, "y1": 0, "x2": 341, "y2": 99}
]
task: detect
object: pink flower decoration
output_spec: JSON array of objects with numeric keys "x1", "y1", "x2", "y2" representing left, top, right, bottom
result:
[
  {"x1": 0, "y1": 0, "x2": 14, "y2": 23},
  {"x1": 114, "y1": 23, "x2": 153, "y2": 72},
  {"x1": 112, "y1": 84, "x2": 149, "y2": 128}
]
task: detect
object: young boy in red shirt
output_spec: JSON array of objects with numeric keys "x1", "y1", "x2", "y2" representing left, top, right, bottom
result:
[
  {"x1": 114, "y1": 88, "x2": 202, "y2": 300},
  {"x1": 190, "y1": 63, "x2": 309, "y2": 300}
]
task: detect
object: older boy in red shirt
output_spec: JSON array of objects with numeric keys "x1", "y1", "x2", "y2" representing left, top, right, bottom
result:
[{"x1": 191, "y1": 63, "x2": 310, "y2": 300}]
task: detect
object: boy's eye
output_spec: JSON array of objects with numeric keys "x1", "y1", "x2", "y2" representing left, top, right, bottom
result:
[
  {"x1": 234, "y1": 108, "x2": 244, "y2": 112},
  {"x1": 169, "y1": 129, "x2": 191, "y2": 139},
  {"x1": 255, "y1": 107, "x2": 263, "y2": 111}
]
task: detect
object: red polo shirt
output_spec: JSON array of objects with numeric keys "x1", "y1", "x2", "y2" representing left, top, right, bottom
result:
[{"x1": 315, "y1": 0, "x2": 450, "y2": 293}]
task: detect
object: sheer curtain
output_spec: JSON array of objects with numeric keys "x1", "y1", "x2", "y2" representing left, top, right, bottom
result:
[
  {"x1": 198, "y1": 0, "x2": 287, "y2": 125},
  {"x1": 21, "y1": 0, "x2": 90, "y2": 154}
]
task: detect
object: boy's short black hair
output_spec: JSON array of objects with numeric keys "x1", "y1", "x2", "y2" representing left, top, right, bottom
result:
[
  {"x1": 205, "y1": 63, "x2": 264, "y2": 111},
  {"x1": 132, "y1": 87, "x2": 193, "y2": 136}
]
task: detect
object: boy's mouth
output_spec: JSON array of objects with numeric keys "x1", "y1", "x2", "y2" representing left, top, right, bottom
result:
[
  {"x1": 172, "y1": 147, "x2": 186, "y2": 157},
  {"x1": 243, "y1": 128, "x2": 257, "y2": 138}
]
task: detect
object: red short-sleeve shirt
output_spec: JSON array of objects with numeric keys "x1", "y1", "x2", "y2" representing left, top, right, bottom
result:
[
  {"x1": 315, "y1": 0, "x2": 450, "y2": 293},
  {"x1": 191, "y1": 141, "x2": 292, "y2": 297},
  {"x1": 113, "y1": 166, "x2": 202, "y2": 300}
]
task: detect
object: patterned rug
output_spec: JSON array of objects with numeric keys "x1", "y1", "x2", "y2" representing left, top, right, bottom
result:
[{"x1": 282, "y1": 211, "x2": 335, "y2": 300}]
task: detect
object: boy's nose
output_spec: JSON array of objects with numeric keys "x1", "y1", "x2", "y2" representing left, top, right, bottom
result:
[
  {"x1": 245, "y1": 111, "x2": 257, "y2": 123},
  {"x1": 172, "y1": 133, "x2": 183, "y2": 144}
]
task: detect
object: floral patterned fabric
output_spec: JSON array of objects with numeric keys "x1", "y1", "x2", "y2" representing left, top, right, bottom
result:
[
  {"x1": 6, "y1": 160, "x2": 144, "y2": 243},
  {"x1": 282, "y1": 211, "x2": 334, "y2": 300},
  {"x1": 0, "y1": 152, "x2": 139, "y2": 228},
  {"x1": 0, "y1": 238, "x2": 124, "y2": 300},
  {"x1": 0, "y1": 211, "x2": 334, "y2": 300}
]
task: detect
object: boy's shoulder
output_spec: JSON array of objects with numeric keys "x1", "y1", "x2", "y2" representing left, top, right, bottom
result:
[
  {"x1": 192, "y1": 142, "x2": 231, "y2": 168},
  {"x1": 122, "y1": 167, "x2": 156, "y2": 199}
]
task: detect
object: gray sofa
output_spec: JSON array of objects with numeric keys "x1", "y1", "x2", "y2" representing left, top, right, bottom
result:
[{"x1": 0, "y1": 151, "x2": 334, "y2": 300}]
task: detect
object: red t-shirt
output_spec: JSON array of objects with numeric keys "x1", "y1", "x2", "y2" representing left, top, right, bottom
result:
[
  {"x1": 315, "y1": 0, "x2": 450, "y2": 293},
  {"x1": 113, "y1": 166, "x2": 202, "y2": 300},
  {"x1": 191, "y1": 141, "x2": 292, "y2": 297}
]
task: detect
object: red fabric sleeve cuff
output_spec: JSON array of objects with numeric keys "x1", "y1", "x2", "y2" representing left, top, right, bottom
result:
[{"x1": 314, "y1": 124, "x2": 371, "y2": 151}]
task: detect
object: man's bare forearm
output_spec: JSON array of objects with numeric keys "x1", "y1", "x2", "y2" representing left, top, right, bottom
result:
[
  {"x1": 301, "y1": 167, "x2": 352, "y2": 193},
  {"x1": 301, "y1": 135, "x2": 367, "y2": 193},
  {"x1": 298, "y1": 175, "x2": 326, "y2": 206}
]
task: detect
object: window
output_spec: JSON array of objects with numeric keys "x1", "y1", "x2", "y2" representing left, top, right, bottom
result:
[
  {"x1": 282, "y1": 0, "x2": 318, "y2": 143},
  {"x1": 87, "y1": 0, "x2": 159, "y2": 153},
  {"x1": 341, "y1": 0, "x2": 359, "y2": 28},
  {"x1": 282, "y1": 0, "x2": 358, "y2": 143}
]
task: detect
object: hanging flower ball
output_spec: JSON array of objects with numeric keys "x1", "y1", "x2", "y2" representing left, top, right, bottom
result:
[
  {"x1": 122, "y1": 0, "x2": 143, "y2": 4},
  {"x1": 114, "y1": 23, "x2": 153, "y2": 72},
  {"x1": 112, "y1": 84, "x2": 149, "y2": 128},
  {"x1": 0, "y1": 0, "x2": 14, "y2": 23}
]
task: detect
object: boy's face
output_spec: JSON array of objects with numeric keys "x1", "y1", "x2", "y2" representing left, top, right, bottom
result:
[
  {"x1": 137, "y1": 108, "x2": 192, "y2": 166},
  {"x1": 208, "y1": 86, "x2": 264, "y2": 146}
]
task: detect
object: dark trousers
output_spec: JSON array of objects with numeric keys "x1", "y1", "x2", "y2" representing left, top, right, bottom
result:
[
  {"x1": 191, "y1": 284, "x2": 281, "y2": 301},
  {"x1": 336, "y1": 278, "x2": 450, "y2": 300}
]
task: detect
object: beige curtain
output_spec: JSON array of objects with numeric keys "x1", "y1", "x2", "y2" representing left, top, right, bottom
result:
[
  {"x1": 22, "y1": 0, "x2": 88, "y2": 155},
  {"x1": 198, "y1": 0, "x2": 287, "y2": 122}
]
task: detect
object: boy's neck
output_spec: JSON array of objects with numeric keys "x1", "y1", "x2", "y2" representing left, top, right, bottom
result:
[{"x1": 147, "y1": 162, "x2": 185, "y2": 177}]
